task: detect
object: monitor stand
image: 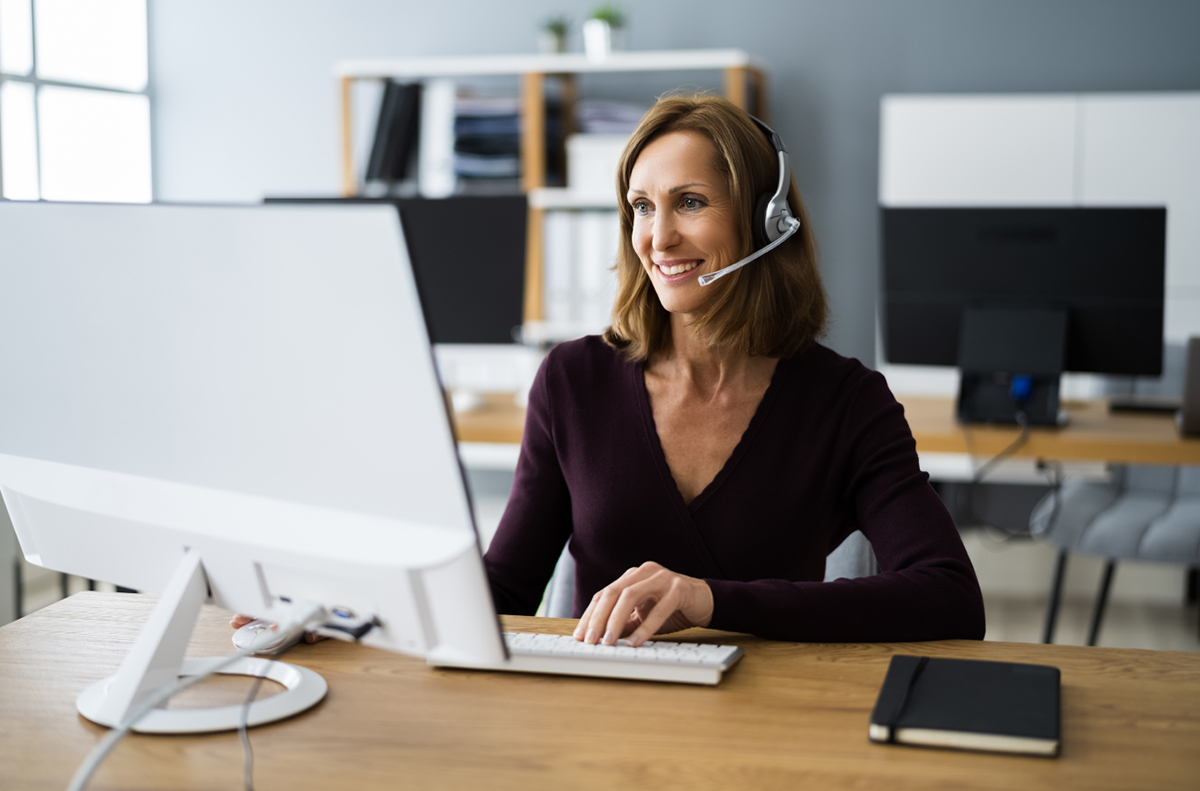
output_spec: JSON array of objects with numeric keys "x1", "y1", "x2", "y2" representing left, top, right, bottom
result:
[
  {"x1": 957, "y1": 371, "x2": 1066, "y2": 426},
  {"x1": 956, "y1": 307, "x2": 1068, "y2": 427},
  {"x1": 76, "y1": 550, "x2": 327, "y2": 734}
]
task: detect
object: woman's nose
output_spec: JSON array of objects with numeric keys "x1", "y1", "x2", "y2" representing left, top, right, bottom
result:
[{"x1": 652, "y1": 211, "x2": 680, "y2": 251}]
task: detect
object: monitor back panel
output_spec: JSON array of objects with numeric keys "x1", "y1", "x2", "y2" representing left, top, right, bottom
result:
[
  {"x1": 0, "y1": 201, "x2": 472, "y2": 530},
  {"x1": 881, "y1": 207, "x2": 1166, "y2": 376}
]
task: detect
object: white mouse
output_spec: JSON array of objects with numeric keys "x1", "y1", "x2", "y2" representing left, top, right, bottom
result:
[{"x1": 232, "y1": 619, "x2": 304, "y2": 655}]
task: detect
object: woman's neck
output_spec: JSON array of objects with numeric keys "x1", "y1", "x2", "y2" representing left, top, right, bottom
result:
[{"x1": 650, "y1": 313, "x2": 775, "y2": 397}]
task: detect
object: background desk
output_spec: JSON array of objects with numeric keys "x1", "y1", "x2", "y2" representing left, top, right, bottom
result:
[
  {"x1": 452, "y1": 393, "x2": 1200, "y2": 465},
  {"x1": 3, "y1": 592, "x2": 1198, "y2": 790}
]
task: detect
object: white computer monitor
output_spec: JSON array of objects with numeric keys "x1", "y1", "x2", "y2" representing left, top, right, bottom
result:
[{"x1": 0, "y1": 201, "x2": 505, "y2": 732}]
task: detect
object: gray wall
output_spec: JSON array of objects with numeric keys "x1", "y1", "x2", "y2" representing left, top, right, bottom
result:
[{"x1": 150, "y1": 0, "x2": 1200, "y2": 363}]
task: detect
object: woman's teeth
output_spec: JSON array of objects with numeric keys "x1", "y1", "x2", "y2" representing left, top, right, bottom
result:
[{"x1": 659, "y1": 261, "x2": 699, "y2": 275}]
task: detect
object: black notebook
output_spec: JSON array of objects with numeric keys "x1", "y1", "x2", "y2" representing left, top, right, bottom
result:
[{"x1": 869, "y1": 655, "x2": 1060, "y2": 757}]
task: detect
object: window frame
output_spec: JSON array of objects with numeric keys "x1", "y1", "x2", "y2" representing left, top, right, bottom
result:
[{"x1": 0, "y1": 0, "x2": 154, "y2": 201}]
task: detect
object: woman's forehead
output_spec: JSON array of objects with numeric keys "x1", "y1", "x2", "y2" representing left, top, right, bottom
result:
[{"x1": 629, "y1": 130, "x2": 726, "y2": 192}]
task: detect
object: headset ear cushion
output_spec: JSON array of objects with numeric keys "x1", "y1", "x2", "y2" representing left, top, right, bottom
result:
[{"x1": 752, "y1": 192, "x2": 773, "y2": 248}]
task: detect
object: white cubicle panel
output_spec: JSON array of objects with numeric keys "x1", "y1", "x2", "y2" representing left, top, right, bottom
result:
[
  {"x1": 878, "y1": 91, "x2": 1200, "y2": 390},
  {"x1": 1080, "y1": 94, "x2": 1200, "y2": 343},
  {"x1": 879, "y1": 94, "x2": 1079, "y2": 207}
]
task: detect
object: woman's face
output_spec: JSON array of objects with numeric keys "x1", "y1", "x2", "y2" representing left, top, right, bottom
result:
[{"x1": 627, "y1": 130, "x2": 740, "y2": 317}]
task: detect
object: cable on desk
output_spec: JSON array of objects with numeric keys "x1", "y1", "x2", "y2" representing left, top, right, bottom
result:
[
  {"x1": 239, "y1": 672, "x2": 267, "y2": 791},
  {"x1": 236, "y1": 614, "x2": 381, "y2": 791},
  {"x1": 1036, "y1": 458, "x2": 1065, "y2": 534},
  {"x1": 69, "y1": 605, "x2": 381, "y2": 791},
  {"x1": 66, "y1": 647, "x2": 253, "y2": 791},
  {"x1": 960, "y1": 412, "x2": 1031, "y2": 542}
]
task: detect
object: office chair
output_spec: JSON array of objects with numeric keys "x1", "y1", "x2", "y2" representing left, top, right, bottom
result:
[
  {"x1": 541, "y1": 531, "x2": 879, "y2": 618},
  {"x1": 1031, "y1": 465, "x2": 1200, "y2": 645},
  {"x1": 1031, "y1": 342, "x2": 1200, "y2": 645}
]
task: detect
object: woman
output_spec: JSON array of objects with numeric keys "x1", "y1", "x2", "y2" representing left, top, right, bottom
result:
[{"x1": 484, "y1": 94, "x2": 985, "y2": 647}]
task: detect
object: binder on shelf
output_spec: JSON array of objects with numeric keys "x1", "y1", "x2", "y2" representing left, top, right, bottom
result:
[
  {"x1": 868, "y1": 655, "x2": 1061, "y2": 757},
  {"x1": 543, "y1": 210, "x2": 575, "y2": 326},
  {"x1": 576, "y1": 210, "x2": 619, "y2": 331},
  {"x1": 365, "y1": 81, "x2": 422, "y2": 187}
]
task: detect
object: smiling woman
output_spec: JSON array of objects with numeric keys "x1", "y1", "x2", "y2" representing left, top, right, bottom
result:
[
  {"x1": 483, "y1": 94, "x2": 985, "y2": 647},
  {"x1": 608, "y1": 96, "x2": 825, "y2": 362}
]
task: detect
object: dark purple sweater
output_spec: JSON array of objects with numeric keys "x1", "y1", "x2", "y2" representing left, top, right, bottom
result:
[{"x1": 483, "y1": 337, "x2": 985, "y2": 642}]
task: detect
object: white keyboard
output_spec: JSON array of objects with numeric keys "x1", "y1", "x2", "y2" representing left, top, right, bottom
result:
[{"x1": 495, "y1": 632, "x2": 745, "y2": 685}]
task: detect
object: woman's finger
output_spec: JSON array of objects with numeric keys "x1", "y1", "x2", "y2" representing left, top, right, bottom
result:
[
  {"x1": 575, "y1": 564, "x2": 656, "y2": 643},
  {"x1": 602, "y1": 572, "x2": 678, "y2": 645},
  {"x1": 572, "y1": 588, "x2": 603, "y2": 641},
  {"x1": 623, "y1": 576, "x2": 690, "y2": 646}
]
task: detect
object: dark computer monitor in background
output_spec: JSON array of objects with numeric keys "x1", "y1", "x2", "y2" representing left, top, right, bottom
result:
[
  {"x1": 881, "y1": 207, "x2": 1167, "y2": 425},
  {"x1": 266, "y1": 196, "x2": 527, "y2": 344}
]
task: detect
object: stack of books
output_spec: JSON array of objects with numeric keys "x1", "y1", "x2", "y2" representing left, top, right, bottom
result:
[{"x1": 453, "y1": 94, "x2": 521, "y2": 194}]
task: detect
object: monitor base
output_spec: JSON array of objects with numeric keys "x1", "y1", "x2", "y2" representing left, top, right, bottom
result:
[
  {"x1": 77, "y1": 655, "x2": 327, "y2": 734},
  {"x1": 73, "y1": 549, "x2": 327, "y2": 734}
]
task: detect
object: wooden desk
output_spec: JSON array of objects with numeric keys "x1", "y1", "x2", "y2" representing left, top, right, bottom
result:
[
  {"x1": 901, "y1": 396, "x2": 1200, "y2": 466},
  {"x1": 450, "y1": 391, "x2": 528, "y2": 445},
  {"x1": 3, "y1": 592, "x2": 1198, "y2": 790},
  {"x1": 452, "y1": 393, "x2": 1200, "y2": 465}
]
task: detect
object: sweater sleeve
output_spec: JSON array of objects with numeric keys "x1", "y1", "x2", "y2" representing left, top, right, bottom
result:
[
  {"x1": 482, "y1": 351, "x2": 574, "y2": 615},
  {"x1": 704, "y1": 371, "x2": 986, "y2": 642}
]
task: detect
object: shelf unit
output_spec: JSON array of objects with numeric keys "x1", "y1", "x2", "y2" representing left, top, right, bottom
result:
[{"x1": 335, "y1": 49, "x2": 768, "y2": 323}]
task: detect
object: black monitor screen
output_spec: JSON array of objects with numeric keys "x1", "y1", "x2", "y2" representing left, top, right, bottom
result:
[
  {"x1": 881, "y1": 207, "x2": 1166, "y2": 376},
  {"x1": 266, "y1": 196, "x2": 527, "y2": 344}
]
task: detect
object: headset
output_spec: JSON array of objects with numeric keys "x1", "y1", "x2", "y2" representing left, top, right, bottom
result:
[{"x1": 697, "y1": 116, "x2": 803, "y2": 286}]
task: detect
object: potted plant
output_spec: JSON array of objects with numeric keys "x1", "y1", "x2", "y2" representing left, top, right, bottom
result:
[
  {"x1": 583, "y1": 5, "x2": 625, "y2": 59},
  {"x1": 540, "y1": 15, "x2": 569, "y2": 54}
]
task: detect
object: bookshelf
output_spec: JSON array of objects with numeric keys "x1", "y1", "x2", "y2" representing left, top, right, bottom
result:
[{"x1": 334, "y1": 49, "x2": 768, "y2": 324}]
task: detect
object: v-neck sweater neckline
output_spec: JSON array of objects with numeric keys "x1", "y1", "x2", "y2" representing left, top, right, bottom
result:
[{"x1": 634, "y1": 353, "x2": 792, "y2": 517}]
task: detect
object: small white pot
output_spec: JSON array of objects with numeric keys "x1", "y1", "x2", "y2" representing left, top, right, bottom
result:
[{"x1": 583, "y1": 19, "x2": 623, "y2": 59}]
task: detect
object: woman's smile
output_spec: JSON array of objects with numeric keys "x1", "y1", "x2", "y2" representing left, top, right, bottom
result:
[{"x1": 655, "y1": 259, "x2": 702, "y2": 277}]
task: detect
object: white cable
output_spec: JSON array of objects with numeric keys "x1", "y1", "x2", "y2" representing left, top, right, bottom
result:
[
  {"x1": 66, "y1": 648, "x2": 252, "y2": 791},
  {"x1": 697, "y1": 217, "x2": 801, "y2": 286},
  {"x1": 239, "y1": 673, "x2": 267, "y2": 791},
  {"x1": 67, "y1": 600, "x2": 328, "y2": 791}
]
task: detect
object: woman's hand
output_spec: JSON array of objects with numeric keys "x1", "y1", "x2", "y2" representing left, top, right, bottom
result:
[{"x1": 572, "y1": 561, "x2": 713, "y2": 647}]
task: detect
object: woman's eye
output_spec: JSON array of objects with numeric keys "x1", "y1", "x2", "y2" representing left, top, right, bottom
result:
[
  {"x1": 632, "y1": 201, "x2": 651, "y2": 215},
  {"x1": 681, "y1": 196, "x2": 704, "y2": 210}
]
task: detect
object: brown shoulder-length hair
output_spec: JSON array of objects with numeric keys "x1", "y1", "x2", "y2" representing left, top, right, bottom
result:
[{"x1": 602, "y1": 94, "x2": 827, "y2": 362}]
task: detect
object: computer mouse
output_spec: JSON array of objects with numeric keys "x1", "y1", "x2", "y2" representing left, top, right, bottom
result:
[{"x1": 232, "y1": 619, "x2": 304, "y2": 655}]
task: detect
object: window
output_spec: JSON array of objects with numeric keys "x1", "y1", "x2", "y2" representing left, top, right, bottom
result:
[{"x1": 0, "y1": 0, "x2": 151, "y2": 202}]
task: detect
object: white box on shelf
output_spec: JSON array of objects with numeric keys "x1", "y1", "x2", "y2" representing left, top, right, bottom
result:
[{"x1": 566, "y1": 134, "x2": 629, "y2": 197}]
